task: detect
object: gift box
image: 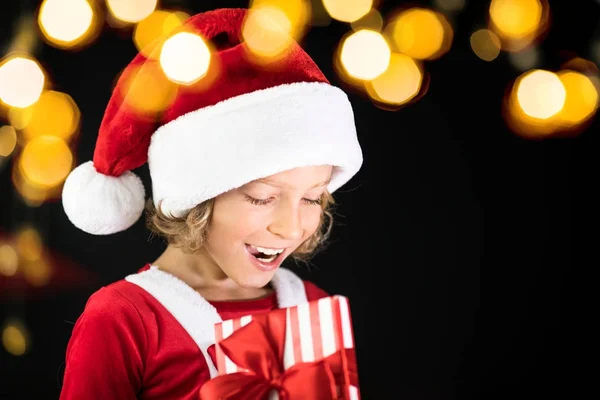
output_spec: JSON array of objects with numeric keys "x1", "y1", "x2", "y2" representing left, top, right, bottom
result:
[{"x1": 200, "y1": 295, "x2": 360, "y2": 400}]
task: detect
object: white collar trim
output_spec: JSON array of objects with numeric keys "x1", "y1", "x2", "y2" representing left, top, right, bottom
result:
[{"x1": 125, "y1": 266, "x2": 307, "y2": 377}]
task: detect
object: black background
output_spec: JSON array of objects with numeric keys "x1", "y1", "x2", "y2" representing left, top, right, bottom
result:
[{"x1": 1, "y1": 0, "x2": 599, "y2": 399}]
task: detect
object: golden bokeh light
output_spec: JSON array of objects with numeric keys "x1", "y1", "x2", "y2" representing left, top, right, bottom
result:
[
  {"x1": 339, "y1": 29, "x2": 391, "y2": 81},
  {"x1": 19, "y1": 135, "x2": 73, "y2": 188},
  {"x1": 106, "y1": 0, "x2": 157, "y2": 23},
  {"x1": 23, "y1": 258, "x2": 52, "y2": 287},
  {"x1": 470, "y1": 29, "x2": 501, "y2": 62},
  {"x1": 434, "y1": 0, "x2": 466, "y2": 12},
  {"x1": 387, "y1": 7, "x2": 453, "y2": 60},
  {"x1": 242, "y1": 5, "x2": 295, "y2": 61},
  {"x1": 21, "y1": 90, "x2": 80, "y2": 141},
  {"x1": 350, "y1": 9, "x2": 383, "y2": 32},
  {"x1": 37, "y1": 0, "x2": 97, "y2": 49},
  {"x1": 250, "y1": 0, "x2": 311, "y2": 40},
  {"x1": 160, "y1": 32, "x2": 211, "y2": 85},
  {"x1": 0, "y1": 244, "x2": 19, "y2": 277},
  {"x1": 488, "y1": 0, "x2": 549, "y2": 52},
  {"x1": 489, "y1": 0, "x2": 542, "y2": 40},
  {"x1": 7, "y1": 106, "x2": 33, "y2": 130},
  {"x1": 120, "y1": 61, "x2": 179, "y2": 115},
  {"x1": 15, "y1": 227, "x2": 44, "y2": 262},
  {"x1": 366, "y1": 53, "x2": 423, "y2": 106},
  {"x1": 133, "y1": 10, "x2": 188, "y2": 59},
  {"x1": 323, "y1": 0, "x2": 373, "y2": 23},
  {"x1": 516, "y1": 69, "x2": 565, "y2": 120},
  {"x1": 2, "y1": 320, "x2": 29, "y2": 357},
  {"x1": 0, "y1": 55, "x2": 45, "y2": 108},
  {"x1": 0, "y1": 125, "x2": 17, "y2": 157},
  {"x1": 11, "y1": 163, "x2": 53, "y2": 206},
  {"x1": 555, "y1": 70, "x2": 599, "y2": 125}
]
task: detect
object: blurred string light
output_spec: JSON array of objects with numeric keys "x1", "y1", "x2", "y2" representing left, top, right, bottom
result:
[
  {"x1": 350, "y1": 9, "x2": 383, "y2": 32},
  {"x1": 0, "y1": 46, "x2": 79, "y2": 204},
  {"x1": 37, "y1": 0, "x2": 101, "y2": 50},
  {"x1": 322, "y1": 0, "x2": 373, "y2": 23},
  {"x1": 133, "y1": 10, "x2": 190, "y2": 59},
  {"x1": 470, "y1": 29, "x2": 501, "y2": 62},
  {"x1": 365, "y1": 53, "x2": 424, "y2": 108},
  {"x1": 487, "y1": 0, "x2": 550, "y2": 52},
  {"x1": 241, "y1": 0, "x2": 312, "y2": 63},
  {"x1": 0, "y1": 56, "x2": 46, "y2": 108},
  {"x1": 12, "y1": 91, "x2": 81, "y2": 142},
  {"x1": 0, "y1": 126, "x2": 17, "y2": 157},
  {"x1": 0, "y1": 225, "x2": 53, "y2": 285},
  {"x1": 434, "y1": 0, "x2": 466, "y2": 13},
  {"x1": 19, "y1": 135, "x2": 73, "y2": 188},
  {"x1": 331, "y1": 3, "x2": 453, "y2": 110},
  {"x1": 159, "y1": 32, "x2": 211, "y2": 85},
  {"x1": 503, "y1": 60, "x2": 600, "y2": 139},
  {"x1": 516, "y1": 69, "x2": 566, "y2": 119},
  {"x1": 385, "y1": 7, "x2": 454, "y2": 60},
  {"x1": 338, "y1": 29, "x2": 391, "y2": 81},
  {"x1": 1, "y1": 318, "x2": 29, "y2": 357},
  {"x1": 0, "y1": 242, "x2": 18, "y2": 277},
  {"x1": 106, "y1": 0, "x2": 157, "y2": 23}
]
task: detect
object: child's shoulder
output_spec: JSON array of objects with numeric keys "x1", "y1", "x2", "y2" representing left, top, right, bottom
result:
[
  {"x1": 82, "y1": 265, "x2": 153, "y2": 316},
  {"x1": 302, "y1": 279, "x2": 330, "y2": 301}
]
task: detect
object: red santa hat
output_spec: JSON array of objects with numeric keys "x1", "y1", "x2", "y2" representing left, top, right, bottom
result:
[{"x1": 62, "y1": 8, "x2": 363, "y2": 235}]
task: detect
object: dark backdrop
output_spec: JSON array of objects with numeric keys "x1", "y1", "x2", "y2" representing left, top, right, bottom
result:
[{"x1": 1, "y1": 0, "x2": 599, "y2": 399}]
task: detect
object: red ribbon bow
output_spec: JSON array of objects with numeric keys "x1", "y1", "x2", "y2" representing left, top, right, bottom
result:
[{"x1": 199, "y1": 308, "x2": 357, "y2": 400}]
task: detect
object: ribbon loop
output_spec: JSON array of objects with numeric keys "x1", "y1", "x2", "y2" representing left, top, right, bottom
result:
[{"x1": 199, "y1": 308, "x2": 356, "y2": 400}]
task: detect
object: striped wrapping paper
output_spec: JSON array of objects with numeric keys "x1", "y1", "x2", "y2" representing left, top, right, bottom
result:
[{"x1": 214, "y1": 295, "x2": 360, "y2": 400}]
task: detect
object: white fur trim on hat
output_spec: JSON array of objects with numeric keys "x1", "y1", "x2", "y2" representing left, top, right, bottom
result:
[
  {"x1": 62, "y1": 161, "x2": 146, "y2": 235},
  {"x1": 149, "y1": 81, "x2": 362, "y2": 217}
]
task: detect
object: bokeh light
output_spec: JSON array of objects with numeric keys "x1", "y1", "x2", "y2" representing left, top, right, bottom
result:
[
  {"x1": 120, "y1": 62, "x2": 179, "y2": 114},
  {"x1": 322, "y1": 0, "x2": 373, "y2": 23},
  {"x1": 242, "y1": 5, "x2": 293, "y2": 61},
  {"x1": 516, "y1": 69, "x2": 565, "y2": 119},
  {"x1": 488, "y1": 0, "x2": 550, "y2": 52},
  {"x1": 339, "y1": 29, "x2": 391, "y2": 81},
  {"x1": 21, "y1": 90, "x2": 80, "y2": 141},
  {"x1": 37, "y1": 0, "x2": 98, "y2": 49},
  {"x1": 2, "y1": 320, "x2": 29, "y2": 357},
  {"x1": 365, "y1": 53, "x2": 423, "y2": 106},
  {"x1": 133, "y1": 10, "x2": 189, "y2": 59},
  {"x1": 19, "y1": 135, "x2": 73, "y2": 188},
  {"x1": 160, "y1": 32, "x2": 211, "y2": 85},
  {"x1": 386, "y1": 7, "x2": 454, "y2": 60},
  {"x1": 106, "y1": 0, "x2": 157, "y2": 23},
  {"x1": 0, "y1": 55, "x2": 45, "y2": 108},
  {"x1": 470, "y1": 29, "x2": 501, "y2": 62},
  {"x1": 0, "y1": 125, "x2": 17, "y2": 157},
  {"x1": 555, "y1": 70, "x2": 599, "y2": 125}
]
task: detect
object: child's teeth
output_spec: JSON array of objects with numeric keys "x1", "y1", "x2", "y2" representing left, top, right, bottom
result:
[
  {"x1": 256, "y1": 254, "x2": 278, "y2": 262},
  {"x1": 252, "y1": 245, "x2": 283, "y2": 255}
]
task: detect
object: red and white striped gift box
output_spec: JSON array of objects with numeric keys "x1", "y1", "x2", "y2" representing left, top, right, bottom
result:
[{"x1": 214, "y1": 295, "x2": 360, "y2": 400}]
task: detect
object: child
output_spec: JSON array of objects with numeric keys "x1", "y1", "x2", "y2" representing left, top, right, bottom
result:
[{"x1": 59, "y1": 8, "x2": 362, "y2": 400}]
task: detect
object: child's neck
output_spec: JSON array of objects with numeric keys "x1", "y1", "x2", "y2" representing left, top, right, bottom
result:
[{"x1": 151, "y1": 245, "x2": 273, "y2": 301}]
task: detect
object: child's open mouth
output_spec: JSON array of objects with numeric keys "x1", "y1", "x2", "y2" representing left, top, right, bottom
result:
[{"x1": 245, "y1": 244, "x2": 286, "y2": 271}]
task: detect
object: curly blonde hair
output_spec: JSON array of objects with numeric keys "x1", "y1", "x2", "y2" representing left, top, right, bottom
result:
[{"x1": 146, "y1": 191, "x2": 336, "y2": 263}]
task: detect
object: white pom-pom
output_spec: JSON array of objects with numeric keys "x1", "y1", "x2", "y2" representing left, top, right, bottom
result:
[{"x1": 62, "y1": 161, "x2": 146, "y2": 235}]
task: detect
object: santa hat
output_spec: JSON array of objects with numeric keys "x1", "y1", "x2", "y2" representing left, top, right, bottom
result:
[{"x1": 62, "y1": 8, "x2": 363, "y2": 235}]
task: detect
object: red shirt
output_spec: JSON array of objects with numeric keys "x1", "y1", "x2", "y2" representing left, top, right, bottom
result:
[{"x1": 59, "y1": 265, "x2": 328, "y2": 400}]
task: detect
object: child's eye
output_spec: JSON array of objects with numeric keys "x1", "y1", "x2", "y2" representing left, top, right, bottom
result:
[
  {"x1": 302, "y1": 198, "x2": 322, "y2": 206},
  {"x1": 244, "y1": 195, "x2": 322, "y2": 206},
  {"x1": 244, "y1": 195, "x2": 272, "y2": 205}
]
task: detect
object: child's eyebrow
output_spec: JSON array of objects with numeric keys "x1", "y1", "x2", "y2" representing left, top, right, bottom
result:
[{"x1": 253, "y1": 178, "x2": 332, "y2": 189}]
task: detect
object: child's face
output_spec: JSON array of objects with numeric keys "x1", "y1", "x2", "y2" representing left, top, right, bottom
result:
[{"x1": 204, "y1": 165, "x2": 333, "y2": 289}]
